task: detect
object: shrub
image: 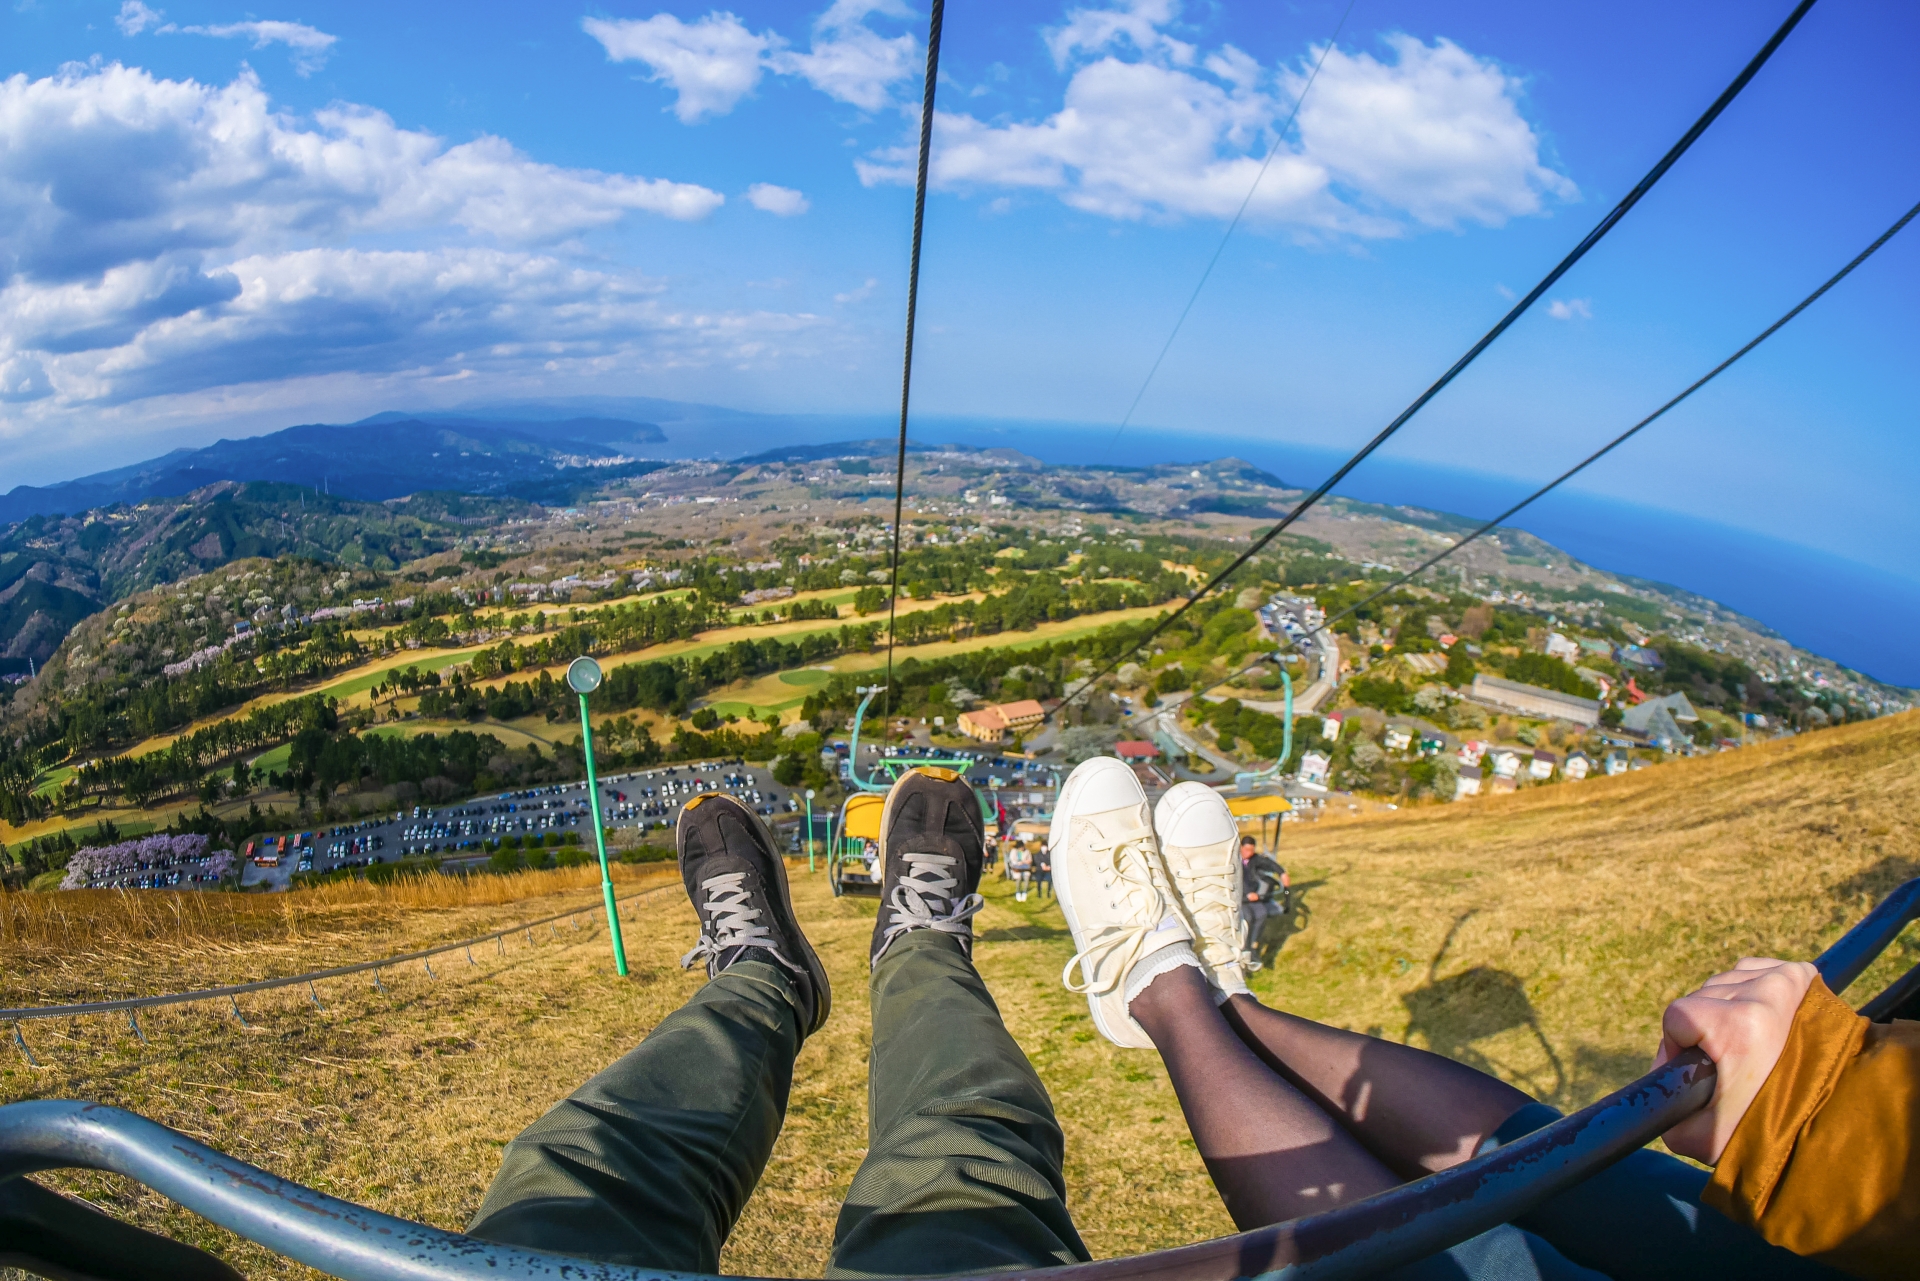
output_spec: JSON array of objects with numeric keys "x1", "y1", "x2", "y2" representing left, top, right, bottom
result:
[
  {"x1": 488, "y1": 847, "x2": 525, "y2": 874},
  {"x1": 619, "y1": 844, "x2": 675, "y2": 864}
]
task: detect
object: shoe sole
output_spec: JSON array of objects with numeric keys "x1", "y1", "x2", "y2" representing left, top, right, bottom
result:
[
  {"x1": 1050, "y1": 759, "x2": 1155, "y2": 1050},
  {"x1": 682, "y1": 793, "x2": 833, "y2": 1034}
]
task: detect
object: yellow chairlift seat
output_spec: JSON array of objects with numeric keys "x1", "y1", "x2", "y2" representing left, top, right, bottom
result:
[
  {"x1": 828, "y1": 793, "x2": 887, "y2": 898},
  {"x1": 1227, "y1": 791, "x2": 1291, "y2": 856}
]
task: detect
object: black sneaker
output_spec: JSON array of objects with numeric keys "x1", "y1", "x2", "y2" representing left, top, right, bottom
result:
[
  {"x1": 677, "y1": 792, "x2": 831, "y2": 1036},
  {"x1": 871, "y1": 767, "x2": 987, "y2": 966}
]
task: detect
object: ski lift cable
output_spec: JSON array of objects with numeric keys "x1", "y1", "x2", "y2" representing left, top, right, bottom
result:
[
  {"x1": 882, "y1": 0, "x2": 947, "y2": 750},
  {"x1": 1097, "y1": 0, "x2": 1360, "y2": 465},
  {"x1": 1196, "y1": 194, "x2": 1920, "y2": 706},
  {"x1": 1046, "y1": 0, "x2": 1819, "y2": 724}
]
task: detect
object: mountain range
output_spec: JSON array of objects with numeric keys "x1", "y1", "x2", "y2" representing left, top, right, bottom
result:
[{"x1": 0, "y1": 415, "x2": 668, "y2": 522}]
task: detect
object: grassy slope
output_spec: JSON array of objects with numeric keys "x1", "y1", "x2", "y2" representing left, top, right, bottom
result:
[{"x1": 6, "y1": 713, "x2": 1914, "y2": 1278}]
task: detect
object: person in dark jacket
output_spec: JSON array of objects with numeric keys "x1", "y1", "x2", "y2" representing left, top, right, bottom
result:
[{"x1": 1238, "y1": 835, "x2": 1287, "y2": 970}]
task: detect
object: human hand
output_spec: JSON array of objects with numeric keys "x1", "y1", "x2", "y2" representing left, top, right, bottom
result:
[{"x1": 1656, "y1": 958, "x2": 1817, "y2": 1164}]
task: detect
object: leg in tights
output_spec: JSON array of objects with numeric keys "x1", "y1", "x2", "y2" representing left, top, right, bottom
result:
[
  {"x1": 1130, "y1": 962, "x2": 1603, "y2": 1281},
  {"x1": 1221, "y1": 994, "x2": 1529, "y2": 1176},
  {"x1": 1128, "y1": 962, "x2": 1401, "y2": 1227},
  {"x1": 1220, "y1": 995, "x2": 1848, "y2": 1281}
]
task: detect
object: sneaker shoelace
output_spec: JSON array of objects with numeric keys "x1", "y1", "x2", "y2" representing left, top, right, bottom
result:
[
  {"x1": 878, "y1": 850, "x2": 984, "y2": 953},
  {"x1": 1168, "y1": 855, "x2": 1240, "y2": 950},
  {"x1": 1062, "y1": 834, "x2": 1172, "y2": 996},
  {"x1": 680, "y1": 871, "x2": 800, "y2": 973}
]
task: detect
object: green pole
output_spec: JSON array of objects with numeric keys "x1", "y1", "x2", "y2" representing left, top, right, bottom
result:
[
  {"x1": 569, "y1": 657, "x2": 628, "y2": 977},
  {"x1": 805, "y1": 789, "x2": 816, "y2": 872}
]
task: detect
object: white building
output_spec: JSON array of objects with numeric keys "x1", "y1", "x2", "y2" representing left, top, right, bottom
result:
[
  {"x1": 1528, "y1": 750, "x2": 1557, "y2": 781},
  {"x1": 1488, "y1": 749, "x2": 1523, "y2": 779},
  {"x1": 1383, "y1": 725, "x2": 1413, "y2": 752},
  {"x1": 1298, "y1": 750, "x2": 1332, "y2": 788},
  {"x1": 1455, "y1": 765, "x2": 1483, "y2": 799},
  {"x1": 1545, "y1": 632, "x2": 1581, "y2": 662},
  {"x1": 1321, "y1": 714, "x2": 1344, "y2": 741},
  {"x1": 1563, "y1": 753, "x2": 1591, "y2": 781}
]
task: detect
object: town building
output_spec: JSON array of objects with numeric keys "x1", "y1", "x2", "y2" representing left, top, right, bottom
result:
[
  {"x1": 1620, "y1": 692, "x2": 1699, "y2": 749},
  {"x1": 1469, "y1": 673, "x2": 1602, "y2": 727},
  {"x1": 1321, "y1": 713, "x2": 1344, "y2": 741},
  {"x1": 1528, "y1": 750, "x2": 1557, "y2": 781},
  {"x1": 1563, "y1": 752, "x2": 1592, "y2": 781},
  {"x1": 956, "y1": 699, "x2": 1046, "y2": 742},
  {"x1": 1383, "y1": 724, "x2": 1413, "y2": 752},
  {"x1": 1487, "y1": 749, "x2": 1523, "y2": 779},
  {"x1": 1545, "y1": 632, "x2": 1580, "y2": 662},
  {"x1": 1298, "y1": 750, "x2": 1332, "y2": 788},
  {"x1": 1113, "y1": 740, "x2": 1158, "y2": 763},
  {"x1": 1456, "y1": 739, "x2": 1488, "y2": 766},
  {"x1": 1454, "y1": 765, "x2": 1482, "y2": 799}
]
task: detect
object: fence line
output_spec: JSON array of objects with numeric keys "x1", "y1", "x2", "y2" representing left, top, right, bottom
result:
[{"x1": 4, "y1": 877, "x2": 678, "y2": 1027}]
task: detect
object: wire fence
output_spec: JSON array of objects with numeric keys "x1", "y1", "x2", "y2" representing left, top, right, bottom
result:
[{"x1": 5, "y1": 877, "x2": 679, "y2": 1062}]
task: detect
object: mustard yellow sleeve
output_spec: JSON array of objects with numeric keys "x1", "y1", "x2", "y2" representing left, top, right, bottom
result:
[{"x1": 1703, "y1": 977, "x2": 1920, "y2": 1280}]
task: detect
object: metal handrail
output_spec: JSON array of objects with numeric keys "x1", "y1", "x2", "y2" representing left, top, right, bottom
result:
[
  {"x1": 1813, "y1": 875, "x2": 1920, "y2": 996},
  {"x1": 0, "y1": 1055, "x2": 1713, "y2": 1281},
  {"x1": 2, "y1": 878, "x2": 1911, "y2": 1281},
  {"x1": 3, "y1": 879, "x2": 675, "y2": 1023}
]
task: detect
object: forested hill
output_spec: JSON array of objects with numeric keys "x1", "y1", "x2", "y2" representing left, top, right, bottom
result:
[
  {"x1": 0, "y1": 416, "x2": 668, "y2": 523},
  {"x1": 0, "y1": 484, "x2": 529, "y2": 669}
]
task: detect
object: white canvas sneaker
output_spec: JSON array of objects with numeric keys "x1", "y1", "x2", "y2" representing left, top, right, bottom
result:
[
  {"x1": 1153, "y1": 782, "x2": 1251, "y2": 999},
  {"x1": 1051, "y1": 757, "x2": 1188, "y2": 1048}
]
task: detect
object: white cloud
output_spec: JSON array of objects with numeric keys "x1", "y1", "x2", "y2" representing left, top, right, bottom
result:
[
  {"x1": 769, "y1": 0, "x2": 917, "y2": 111},
  {"x1": 177, "y1": 20, "x2": 339, "y2": 76},
  {"x1": 586, "y1": 3, "x2": 918, "y2": 121},
  {"x1": 1046, "y1": 0, "x2": 1193, "y2": 69},
  {"x1": 0, "y1": 64, "x2": 788, "y2": 426},
  {"x1": 859, "y1": 5, "x2": 1572, "y2": 238},
  {"x1": 833, "y1": 277, "x2": 877, "y2": 303},
  {"x1": 746, "y1": 182, "x2": 809, "y2": 216},
  {"x1": 116, "y1": 1, "x2": 164, "y2": 36},
  {"x1": 116, "y1": 5, "x2": 342, "y2": 76},
  {"x1": 583, "y1": 12, "x2": 776, "y2": 123},
  {"x1": 1547, "y1": 297, "x2": 1592, "y2": 320}
]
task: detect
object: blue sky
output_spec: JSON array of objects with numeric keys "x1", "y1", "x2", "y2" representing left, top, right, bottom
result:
[{"x1": 2, "y1": 0, "x2": 1917, "y2": 583}]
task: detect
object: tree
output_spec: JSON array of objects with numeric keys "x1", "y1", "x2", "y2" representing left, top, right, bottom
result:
[
  {"x1": 1444, "y1": 645, "x2": 1476, "y2": 687},
  {"x1": 772, "y1": 754, "x2": 804, "y2": 787},
  {"x1": 853, "y1": 584, "x2": 887, "y2": 616}
]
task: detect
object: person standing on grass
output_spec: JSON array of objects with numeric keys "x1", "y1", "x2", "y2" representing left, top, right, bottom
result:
[
  {"x1": 1035, "y1": 846, "x2": 1054, "y2": 900},
  {"x1": 469, "y1": 769, "x2": 1088, "y2": 1277},
  {"x1": 1049, "y1": 759, "x2": 1912, "y2": 1281},
  {"x1": 1006, "y1": 837, "x2": 1034, "y2": 902}
]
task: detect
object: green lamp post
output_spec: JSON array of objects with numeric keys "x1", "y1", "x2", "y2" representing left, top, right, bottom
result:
[
  {"x1": 804, "y1": 788, "x2": 817, "y2": 872},
  {"x1": 569, "y1": 656, "x2": 629, "y2": 977}
]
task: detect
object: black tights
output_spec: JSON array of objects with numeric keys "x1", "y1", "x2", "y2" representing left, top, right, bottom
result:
[{"x1": 1127, "y1": 964, "x2": 1532, "y2": 1230}]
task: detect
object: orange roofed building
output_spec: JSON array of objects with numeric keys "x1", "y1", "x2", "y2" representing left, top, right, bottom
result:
[{"x1": 956, "y1": 699, "x2": 1045, "y2": 742}]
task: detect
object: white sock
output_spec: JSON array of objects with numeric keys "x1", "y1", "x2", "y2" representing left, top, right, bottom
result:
[{"x1": 1124, "y1": 940, "x2": 1202, "y2": 1012}]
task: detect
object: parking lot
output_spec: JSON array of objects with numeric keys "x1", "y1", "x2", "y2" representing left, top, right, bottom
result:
[{"x1": 238, "y1": 759, "x2": 788, "y2": 890}]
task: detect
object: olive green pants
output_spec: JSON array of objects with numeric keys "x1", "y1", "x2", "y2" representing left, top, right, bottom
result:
[{"x1": 468, "y1": 930, "x2": 1088, "y2": 1277}]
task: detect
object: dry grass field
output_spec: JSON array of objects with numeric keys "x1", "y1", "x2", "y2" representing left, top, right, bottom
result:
[{"x1": 3, "y1": 711, "x2": 1916, "y2": 1279}]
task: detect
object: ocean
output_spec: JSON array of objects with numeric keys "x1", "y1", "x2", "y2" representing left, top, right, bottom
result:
[{"x1": 655, "y1": 412, "x2": 1917, "y2": 688}]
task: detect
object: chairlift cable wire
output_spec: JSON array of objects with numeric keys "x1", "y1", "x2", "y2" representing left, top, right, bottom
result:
[
  {"x1": 1046, "y1": 0, "x2": 1819, "y2": 724},
  {"x1": 1099, "y1": 0, "x2": 1359, "y2": 464},
  {"x1": 882, "y1": 0, "x2": 947, "y2": 754},
  {"x1": 1197, "y1": 195, "x2": 1920, "y2": 706}
]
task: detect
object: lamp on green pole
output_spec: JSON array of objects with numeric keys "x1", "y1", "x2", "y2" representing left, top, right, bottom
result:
[
  {"x1": 804, "y1": 788, "x2": 817, "y2": 873},
  {"x1": 569, "y1": 656, "x2": 628, "y2": 977}
]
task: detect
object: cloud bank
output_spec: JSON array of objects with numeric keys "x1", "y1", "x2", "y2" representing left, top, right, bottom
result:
[
  {"x1": 860, "y1": 0, "x2": 1575, "y2": 236},
  {"x1": 0, "y1": 64, "x2": 818, "y2": 434}
]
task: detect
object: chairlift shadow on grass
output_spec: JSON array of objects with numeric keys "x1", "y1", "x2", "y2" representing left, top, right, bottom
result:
[
  {"x1": 1247, "y1": 876, "x2": 1324, "y2": 969},
  {"x1": 1396, "y1": 910, "x2": 1568, "y2": 1103}
]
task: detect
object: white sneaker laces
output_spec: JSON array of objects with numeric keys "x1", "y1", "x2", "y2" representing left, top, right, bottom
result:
[
  {"x1": 1170, "y1": 858, "x2": 1240, "y2": 944},
  {"x1": 1062, "y1": 835, "x2": 1171, "y2": 996},
  {"x1": 878, "y1": 850, "x2": 984, "y2": 953},
  {"x1": 681, "y1": 872, "x2": 800, "y2": 973}
]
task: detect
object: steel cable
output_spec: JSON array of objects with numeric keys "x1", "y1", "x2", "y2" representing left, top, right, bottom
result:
[
  {"x1": 881, "y1": 0, "x2": 947, "y2": 750},
  {"x1": 1191, "y1": 196, "x2": 1919, "y2": 709},
  {"x1": 1047, "y1": 0, "x2": 1819, "y2": 723}
]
